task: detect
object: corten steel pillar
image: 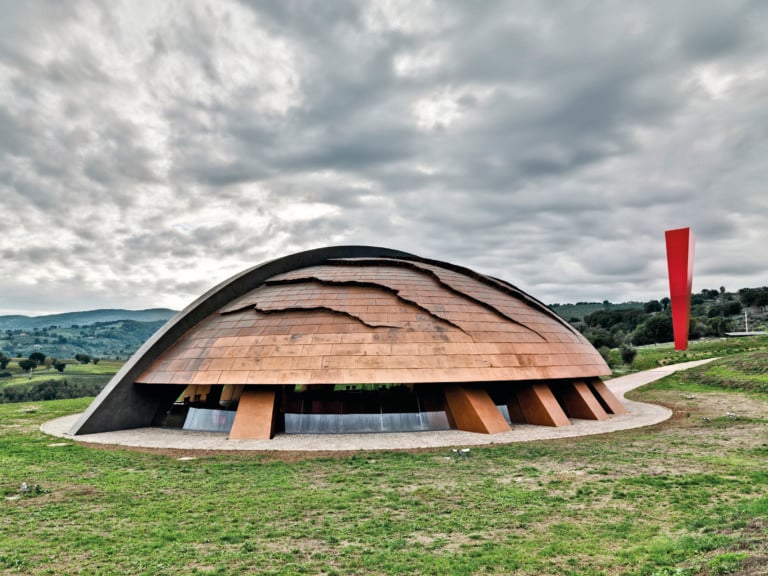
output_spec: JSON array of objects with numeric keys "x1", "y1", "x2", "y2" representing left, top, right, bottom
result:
[{"x1": 665, "y1": 228, "x2": 695, "y2": 351}]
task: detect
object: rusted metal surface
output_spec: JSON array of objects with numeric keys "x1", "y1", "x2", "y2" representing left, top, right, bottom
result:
[
  {"x1": 512, "y1": 383, "x2": 571, "y2": 427},
  {"x1": 228, "y1": 387, "x2": 278, "y2": 440},
  {"x1": 443, "y1": 384, "x2": 512, "y2": 434},
  {"x1": 72, "y1": 247, "x2": 620, "y2": 439},
  {"x1": 138, "y1": 257, "x2": 609, "y2": 386},
  {"x1": 556, "y1": 381, "x2": 609, "y2": 421},
  {"x1": 587, "y1": 378, "x2": 628, "y2": 415}
]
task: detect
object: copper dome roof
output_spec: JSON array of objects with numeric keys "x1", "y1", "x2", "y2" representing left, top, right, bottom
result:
[
  {"x1": 137, "y1": 256, "x2": 608, "y2": 387},
  {"x1": 70, "y1": 246, "x2": 617, "y2": 440}
]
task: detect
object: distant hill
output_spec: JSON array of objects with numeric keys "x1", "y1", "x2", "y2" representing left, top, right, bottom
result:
[
  {"x1": 548, "y1": 301, "x2": 644, "y2": 322},
  {"x1": 0, "y1": 309, "x2": 177, "y2": 360},
  {"x1": 0, "y1": 308, "x2": 177, "y2": 331}
]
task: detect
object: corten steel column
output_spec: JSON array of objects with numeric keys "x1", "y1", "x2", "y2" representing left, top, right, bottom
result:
[{"x1": 665, "y1": 228, "x2": 695, "y2": 351}]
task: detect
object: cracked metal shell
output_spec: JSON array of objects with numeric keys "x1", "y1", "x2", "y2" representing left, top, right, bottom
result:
[
  {"x1": 137, "y1": 255, "x2": 609, "y2": 386},
  {"x1": 69, "y1": 246, "x2": 609, "y2": 435}
]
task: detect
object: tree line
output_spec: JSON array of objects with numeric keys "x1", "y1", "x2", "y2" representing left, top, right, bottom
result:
[
  {"x1": 576, "y1": 286, "x2": 768, "y2": 353},
  {"x1": 0, "y1": 378, "x2": 105, "y2": 403},
  {"x1": 0, "y1": 351, "x2": 100, "y2": 379}
]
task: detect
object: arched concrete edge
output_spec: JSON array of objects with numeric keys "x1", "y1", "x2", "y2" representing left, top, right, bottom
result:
[
  {"x1": 46, "y1": 360, "x2": 717, "y2": 451},
  {"x1": 68, "y1": 245, "x2": 415, "y2": 435}
]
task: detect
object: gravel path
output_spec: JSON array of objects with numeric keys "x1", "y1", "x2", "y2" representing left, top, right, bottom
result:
[{"x1": 40, "y1": 359, "x2": 716, "y2": 452}]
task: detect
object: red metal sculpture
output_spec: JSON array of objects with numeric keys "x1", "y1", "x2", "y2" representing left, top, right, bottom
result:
[{"x1": 665, "y1": 228, "x2": 695, "y2": 350}]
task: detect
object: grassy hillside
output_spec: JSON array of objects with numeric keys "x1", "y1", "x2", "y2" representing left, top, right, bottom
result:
[
  {"x1": 0, "y1": 308, "x2": 175, "y2": 361},
  {"x1": 1, "y1": 345, "x2": 766, "y2": 575},
  {"x1": 0, "y1": 360, "x2": 122, "y2": 403},
  {"x1": 605, "y1": 334, "x2": 768, "y2": 375},
  {"x1": 631, "y1": 350, "x2": 768, "y2": 396}
]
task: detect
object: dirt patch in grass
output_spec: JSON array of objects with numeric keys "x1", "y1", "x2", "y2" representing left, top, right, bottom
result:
[
  {"x1": 656, "y1": 390, "x2": 767, "y2": 420},
  {"x1": 410, "y1": 531, "x2": 477, "y2": 553},
  {"x1": 4, "y1": 483, "x2": 104, "y2": 509},
  {"x1": 75, "y1": 441, "x2": 455, "y2": 463},
  {"x1": 629, "y1": 389, "x2": 767, "y2": 441}
]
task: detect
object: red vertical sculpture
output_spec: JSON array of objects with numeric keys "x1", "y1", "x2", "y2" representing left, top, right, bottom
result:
[{"x1": 665, "y1": 228, "x2": 695, "y2": 350}]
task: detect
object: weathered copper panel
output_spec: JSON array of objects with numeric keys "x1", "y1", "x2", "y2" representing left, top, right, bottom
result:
[
  {"x1": 218, "y1": 371, "x2": 249, "y2": 385},
  {"x1": 219, "y1": 384, "x2": 243, "y2": 405},
  {"x1": 587, "y1": 378, "x2": 627, "y2": 415},
  {"x1": 228, "y1": 387, "x2": 277, "y2": 440},
  {"x1": 443, "y1": 384, "x2": 511, "y2": 434},
  {"x1": 181, "y1": 384, "x2": 212, "y2": 403},
  {"x1": 557, "y1": 381, "x2": 609, "y2": 420},
  {"x1": 131, "y1": 253, "x2": 610, "y2": 423},
  {"x1": 514, "y1": 384, "x2": 570, "y2": 427}
]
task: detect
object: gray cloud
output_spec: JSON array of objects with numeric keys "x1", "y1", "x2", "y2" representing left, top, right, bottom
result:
[{"x1": 1, "y1": 0, "x2": 767, "y2": 315}]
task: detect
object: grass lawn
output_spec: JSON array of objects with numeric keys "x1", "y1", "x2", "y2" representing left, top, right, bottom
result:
[{"x1": 1, "y1": 352, "x2": 767, "y2": 575}]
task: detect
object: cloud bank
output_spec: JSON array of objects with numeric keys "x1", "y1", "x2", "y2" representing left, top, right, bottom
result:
[{"x1": 2, "y1": 0, "x2": 767, "y2": 314}]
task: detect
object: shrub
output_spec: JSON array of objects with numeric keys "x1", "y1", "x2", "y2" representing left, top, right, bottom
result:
[
  {"x1": 18, "y1": 359, "x2": 37, "y2": 372},
  {"x1": 586, "y1": 327, "x2": 614, "y2": 349},
  {"x1": 620, "y1": 344, "x2": 637, "y2": 365}
]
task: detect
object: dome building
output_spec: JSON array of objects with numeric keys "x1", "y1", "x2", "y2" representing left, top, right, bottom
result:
[{"x1": 70, "y1": 246, "x2": 623, "y2": 441}]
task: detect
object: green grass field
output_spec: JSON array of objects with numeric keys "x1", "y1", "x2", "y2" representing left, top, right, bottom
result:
[
  {"x1": 0, "y1": 360, "x2": 122, "y2": 403},
  {"x1": 1, "y1": 360, "x2": 122, "y2": 381},
  {"x1": 1, "y1": 346, "x2": 766, "y2": 575}
]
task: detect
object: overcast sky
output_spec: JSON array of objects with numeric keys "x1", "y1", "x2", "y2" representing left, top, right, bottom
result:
[{"x1": 2, "y1": 1, "x2": 767, "y2": 316}]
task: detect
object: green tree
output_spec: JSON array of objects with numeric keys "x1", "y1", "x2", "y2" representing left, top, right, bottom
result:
[
  {"x1": 53, "y1": 361, "x2": 66, "y2": 373},
  {"x1": 0, "y1": 356, "x2": 9, "y2": 370},
  {"x1": 701, "y1": 288, "x2": 719, "y2": 300},
  {"x1": 28, "y1": 352, "x2": 46, "y2": 366},
  {"x1": 632, "y1": 313, "x2": 674, "y2": 346},
  {"x1": 691, "y1": 294, "x2": 704, "y2": 305},
  {"x1": 584, "y1": 327, "x2": 613, "y2": 349},
  {"x1": 707, "y1": 317, "x2": 731, "y2": 337},
  {"x1": 690, "y1": 321, "x2": 708, "y2": 340},
  {"x1": 739, "y1": 287, "x2": 768, "y2": 308},
  {"x1": 620, "y1": 344, "x2": 637, "y2": 365},
  {"x1": 643, "y1": 300, "x2": 662, "y2": 313},
  {"x1": 18, "y1": 359, "x2": 37, "y2": 372},
  {"x1": 75, "y1": 353, "x2": 91, "y2": 364},
  {"x1": 708, "y1": 301, "x2": 742, "y2": 318}
]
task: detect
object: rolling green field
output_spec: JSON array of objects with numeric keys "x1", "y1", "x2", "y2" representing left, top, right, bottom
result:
[
  {"x1": 1, "y1": 360, "x2": 123, "y2": 383},
  {"x1": 1, "y1": 346, "x2": 767, "y2": 575},
  {"x1": 0, "y1": 360, "x2": 122, "y2": 403}
]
